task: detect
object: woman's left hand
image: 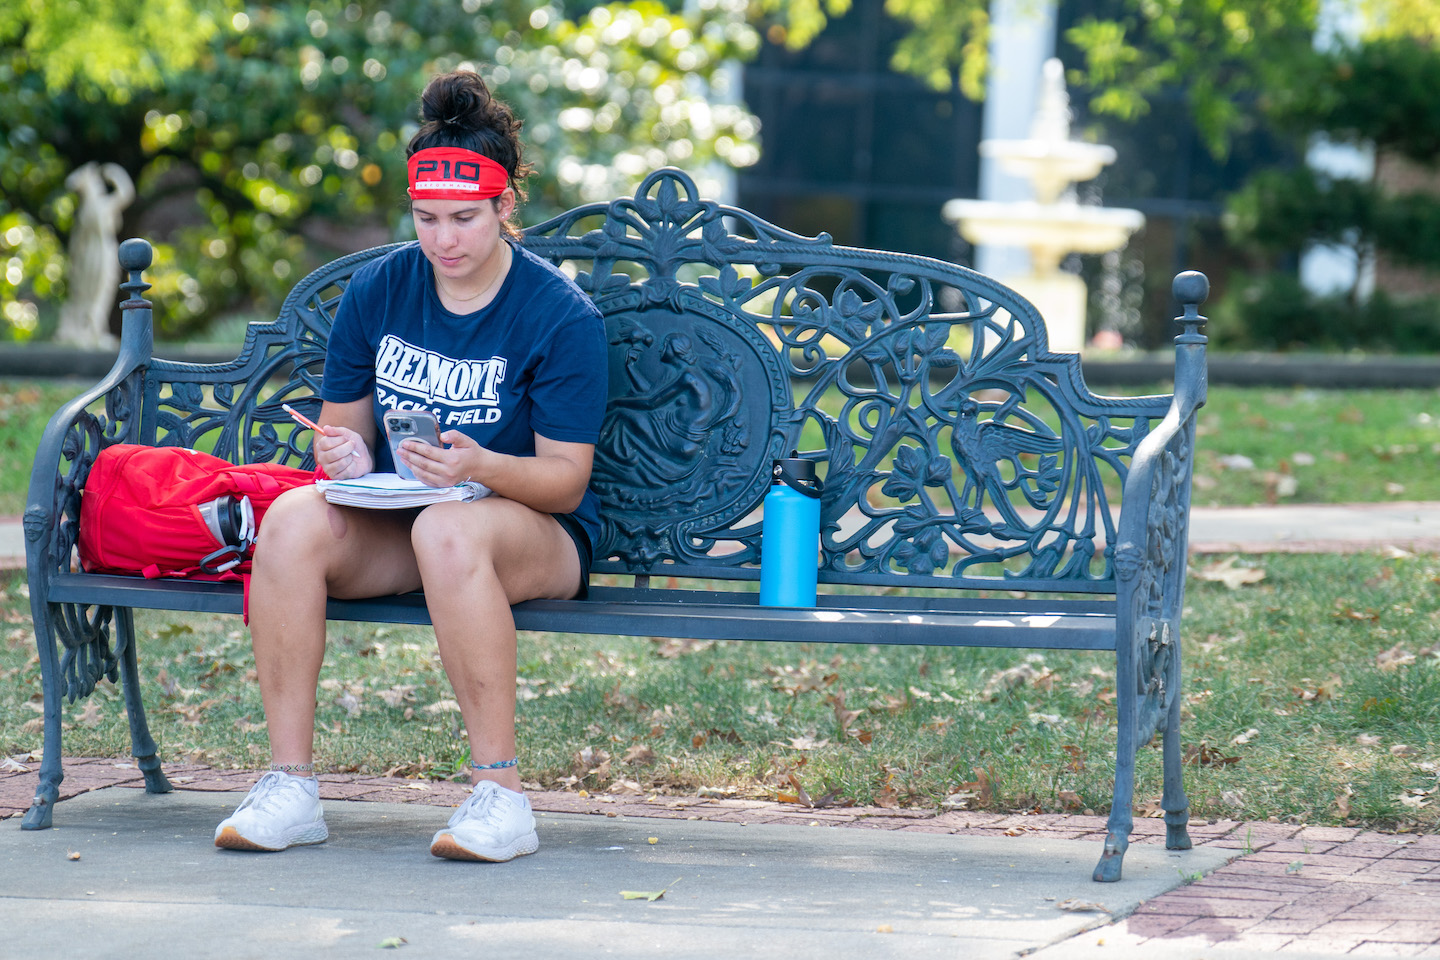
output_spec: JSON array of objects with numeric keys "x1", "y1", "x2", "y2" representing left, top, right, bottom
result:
[{"x1": 398, "y1": 430, "x2": 487, "y2": 487}]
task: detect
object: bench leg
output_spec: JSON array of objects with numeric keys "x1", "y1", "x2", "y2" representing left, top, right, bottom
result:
[
  {"x1": 1161, "y1": 642, "x2": 1192, "y2": 851},
  {"x1": 1094, "y1": 645, "x2": 1137, "y2": 882},
  {"x1": 116, "y1": 608, "x2": 171, "y2": 795},
  {"x1": 1094, "y1": 769, "x2": 1134, "y2": 882},
  {"x1": 22, "y1": 607, "x2": 66, "y2": 831}
]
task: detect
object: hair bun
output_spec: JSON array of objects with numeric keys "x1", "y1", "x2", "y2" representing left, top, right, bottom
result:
[{"x1": 420, "y1": 73, "x2": 492, "y2": 132}]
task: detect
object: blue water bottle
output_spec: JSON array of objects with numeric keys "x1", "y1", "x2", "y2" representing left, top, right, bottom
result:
[{"x1": 759, "y1": 457, "x2": 824, "y2": 607}]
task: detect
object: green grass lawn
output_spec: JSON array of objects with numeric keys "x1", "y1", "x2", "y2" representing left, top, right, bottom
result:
[
  {"x1": 1189, "y1": 388, "x2": 1440, "y2": 506},
  {"x1": 1, "y1": 381, "x2": 82, "y2": 516},
  {"x1": 3, "y1": 553, "x2": 1437, "y2": 830}
]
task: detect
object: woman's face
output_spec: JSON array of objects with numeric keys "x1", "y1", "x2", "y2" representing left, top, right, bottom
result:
[{"x1": 411, "y1": 189, "x2": 515, "y2": 287}]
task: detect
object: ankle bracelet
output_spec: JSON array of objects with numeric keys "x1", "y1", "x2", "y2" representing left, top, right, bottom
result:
[
  {"x1": 270, "y1": 762, "x2": 315, "y2": 775},
  {"x1": 469, "y1": 757, "x2": 518, "y2": 771}
]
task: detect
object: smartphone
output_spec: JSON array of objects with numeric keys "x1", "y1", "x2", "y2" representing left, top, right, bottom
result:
[{"x1": 383, "y1": 410, "x2": 443, "y2": 480}]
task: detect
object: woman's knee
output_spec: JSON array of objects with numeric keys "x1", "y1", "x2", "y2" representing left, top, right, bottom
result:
[
  {"x1": 412, "y1": 502, "x2": 489, "y2": 563},
  {"x1": 253, "y1": 487, "x2": 345, "y2": 567}
]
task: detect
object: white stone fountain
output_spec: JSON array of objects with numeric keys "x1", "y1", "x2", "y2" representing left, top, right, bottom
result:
[{"x1": 943, "y1": 59, "x2": 1143, "y2": 354}]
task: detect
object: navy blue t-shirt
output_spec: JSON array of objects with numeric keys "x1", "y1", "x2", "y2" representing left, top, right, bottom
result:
[{"x1": 322, "y1": 241, "x2": 608, "y2": 548}]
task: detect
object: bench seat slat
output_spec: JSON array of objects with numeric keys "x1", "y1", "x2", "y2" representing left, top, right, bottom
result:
[
  {"x1": 516, "y1": 599, "x2": 1116, "y2": 650},
  {"x1": 49, "y1": 573, "x2": 1116, "y2": 651}
]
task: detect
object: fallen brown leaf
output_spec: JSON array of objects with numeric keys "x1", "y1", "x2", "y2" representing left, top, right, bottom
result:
[
  {"x1": 1194, "y1": 556, "x2": 1266, "y2": 589},
  {"x1": 651, "y1": 637, "x2": 715, "y2": 658},
  {"x1": 1333, "y1": 600, "x2": 1379, "y2": 623},
  {"x1": 784, "y1": 772, "x2": 813, "y2": 807},
  {"x1": 1057, "y1": 898, "x2": 1110, "y2": 913},
  {"x1": 1187, "y1": 743, "x2": 1241, "y2": 767},
  {"x1": 1376, "y1": 644, "x2": 1415, "y2": 671},
  {"x1": 623, "y1": 745, "x2": 656, "y2": 766}
]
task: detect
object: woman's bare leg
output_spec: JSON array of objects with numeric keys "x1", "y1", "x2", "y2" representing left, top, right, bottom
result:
[
  {"x1": 410, "y1": 498, "x2": 580, "y2": 791},
  {"x1": 247, "y1": 486, "x2": 424, "y2": 765}
]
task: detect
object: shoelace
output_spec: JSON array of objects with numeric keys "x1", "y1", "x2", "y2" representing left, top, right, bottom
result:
[
  {"x1": 452, "y1": 782, "x2": 503, "y2": 826},
  {"x1": 237, "y1": 772, "x2": 302, "y2": 815}
]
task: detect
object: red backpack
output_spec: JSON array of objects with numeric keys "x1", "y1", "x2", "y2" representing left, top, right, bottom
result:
[{"x1": 79, "y1": 444, "x2": 318, "y2": 582}]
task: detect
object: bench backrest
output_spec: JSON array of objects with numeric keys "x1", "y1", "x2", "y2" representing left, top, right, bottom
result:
[{"x1": 142, "y1": 169, "x2": 1177, "y2": 594}]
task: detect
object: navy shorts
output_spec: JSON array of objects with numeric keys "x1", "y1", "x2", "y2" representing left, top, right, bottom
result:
[{"x1": 552, "y1": 512, "x2": 592, "y2": 600}]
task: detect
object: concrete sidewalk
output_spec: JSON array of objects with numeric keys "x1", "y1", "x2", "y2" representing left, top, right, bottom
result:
[
  {"x1": 3, "y1": 761, "x2": 1438, "y2": 959},
  {"x1": 0, "y1": 786, "x2": 1225, "y2": 959}
]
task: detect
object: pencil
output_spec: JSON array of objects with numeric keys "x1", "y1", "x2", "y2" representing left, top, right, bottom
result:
[{"x1": 282, "y1": 403, "x2": 334, "y2": 437}]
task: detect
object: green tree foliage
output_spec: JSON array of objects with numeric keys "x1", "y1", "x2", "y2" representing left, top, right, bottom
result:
[
  {"x1": 0, "y1": 0, "x2": 223, "y2": 98},
  {"x1": 1261, "y1": 34, "x2": 1440, "y2": 166},
  {"x1": 754, "y1": 0, "x2": 990, "y2": 98},
  {"x1": 1216, "y1": 34, "x2": 1440, "y2": 350},
  {"x1": 1064, "y1": 0, "x2": 1321, "y2": 158},
  {"x1": 1, "y1": 0, "x2": 759, "y2": 340}
]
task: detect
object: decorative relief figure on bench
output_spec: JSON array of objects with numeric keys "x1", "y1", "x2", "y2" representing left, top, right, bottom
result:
[
  {"x1": 592, "y1": 312, "x2": 782, "y2": 568},
  {"x1": 56, "y1": 162, "x2": 134, "y2": 349},
  {"x1": 597, "y1": 325, "x2": 746, "y2": 501}
]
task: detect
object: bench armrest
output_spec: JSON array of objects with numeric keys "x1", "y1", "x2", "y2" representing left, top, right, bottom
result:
[
  {"x1": 24, "y1": 240, "x2": 158, "y2": 588},
  {"x1": 1112, "y1": 271, "x2": 1209, "y2": 748}
]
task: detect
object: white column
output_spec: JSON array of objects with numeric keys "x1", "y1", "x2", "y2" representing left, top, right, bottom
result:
[{"x1": 974, "y1": 0, "x2": 1057, "y2": 279}]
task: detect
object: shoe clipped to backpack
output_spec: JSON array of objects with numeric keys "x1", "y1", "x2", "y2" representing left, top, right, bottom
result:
[
  {"x1": 430, "y1": 781, "x2": 538, "y2": 862},
  {"x1": 215, "y1": 771, "x2": 328, "y2": 852}
]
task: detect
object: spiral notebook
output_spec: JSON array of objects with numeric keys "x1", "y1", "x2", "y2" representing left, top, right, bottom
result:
[{"x1": 315, "y1": 473, "x2": 492, "y2": 509}]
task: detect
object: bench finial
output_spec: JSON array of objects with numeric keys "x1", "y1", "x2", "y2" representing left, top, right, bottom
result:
[
  {"x1": 118, "y1": 238, "x2": 153, "y2": 309},
  {"x1": 118, "y1": 237, "x2": 152, "y2": 272},
  {"x1": 1172, "y1": 270, "x2": 1208, "y2": 308},
  {"x1": 1172, "y1": 270, "x2": 1208, "y2": 343}
]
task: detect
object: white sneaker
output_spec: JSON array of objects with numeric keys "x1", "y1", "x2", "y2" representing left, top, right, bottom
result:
[
  {"x1": 430, "y1": 781, "x2": 539, "y2": 862},
  {"x1": 214, "y1": 771, "x2": 328, "y2": 852}
]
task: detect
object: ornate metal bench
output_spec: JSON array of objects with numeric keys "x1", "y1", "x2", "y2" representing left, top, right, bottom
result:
[{"x1": 24, "y1": 168, "x2": 1209, "y2": 881}]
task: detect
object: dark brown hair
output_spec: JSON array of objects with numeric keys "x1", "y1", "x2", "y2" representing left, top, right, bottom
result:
[{"x1": 406, "y1": 71, "x2": 532, "y2": 238}]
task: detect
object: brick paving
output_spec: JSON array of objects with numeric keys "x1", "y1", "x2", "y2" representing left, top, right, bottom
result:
[{"x1": 3, "y1": 756, "x2": 1437, "y2": 955}]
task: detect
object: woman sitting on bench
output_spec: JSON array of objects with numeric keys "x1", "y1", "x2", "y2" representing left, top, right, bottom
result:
[{"x1": 212, "y1": 68, "x2": 607, "y2": 862}]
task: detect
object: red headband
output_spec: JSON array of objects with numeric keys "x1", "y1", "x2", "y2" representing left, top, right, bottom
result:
[{"x1": 407, "y1": 147, "x2": 508, "y2": 200}]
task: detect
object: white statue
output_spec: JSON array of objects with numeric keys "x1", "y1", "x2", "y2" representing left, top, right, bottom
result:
[{"x1": 55, "y1": 162, "x2": 135, "y2": 348}]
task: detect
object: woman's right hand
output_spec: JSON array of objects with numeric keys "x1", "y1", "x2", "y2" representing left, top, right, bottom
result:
[{"x1": 314, "y1": 426, "x2": 372, "y2": 480}]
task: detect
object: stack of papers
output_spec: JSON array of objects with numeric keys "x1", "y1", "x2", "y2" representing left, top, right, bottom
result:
[{"x1": 315, "y1": 473, "x2": 492, "y2": 509}]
